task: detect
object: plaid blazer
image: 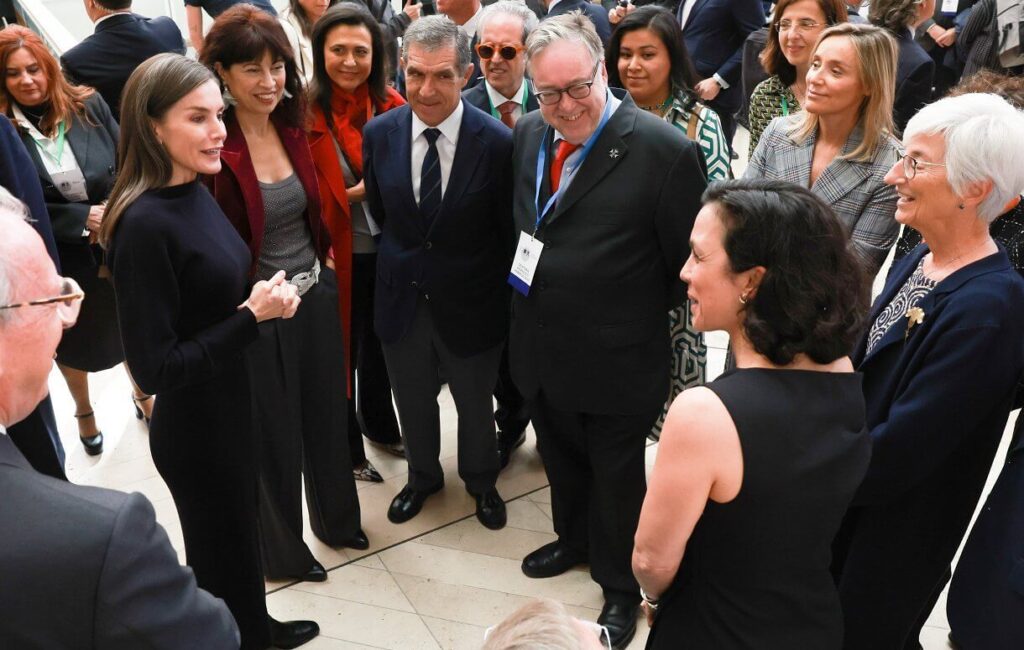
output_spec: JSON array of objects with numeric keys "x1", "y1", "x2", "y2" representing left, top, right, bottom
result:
[{"x1": 744, "y1": 114, "x2": 901, "y2": 274}]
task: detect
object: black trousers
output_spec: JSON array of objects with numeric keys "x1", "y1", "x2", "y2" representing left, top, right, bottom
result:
[
  {"x1": 529, "y1": 392, "x2": 656, "y2": 605},
  {"x1": 348, "y1": 253, "x2": 402, "y2": 466},
  {"x1": 381, "y1": 298, "x2": 502, "y2": 494},
  {"x1": 494, "y1": 341, "x2": 529, "y2": 442},
  {"x1": 249, "y1": 270, "x2": 362, "y2": 579},
  {"x1": 7, "y1": 396, "x2": 65, "y2": 480}
]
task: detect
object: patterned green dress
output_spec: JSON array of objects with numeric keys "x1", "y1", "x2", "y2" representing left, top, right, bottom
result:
[
  {"x1": 747, "y1": 75, "x2": 800, "y2": 159},
  {"x1": 652, "y1": 90, "x2": 731, "y2": 436}
]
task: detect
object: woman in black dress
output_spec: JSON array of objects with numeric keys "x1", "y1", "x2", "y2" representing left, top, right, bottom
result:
[
  {"x1": 101, "y1": 53, "x2": 318, "y2": 650},
  {"x1": 0, "y1": 24, "x2": 152, "y2": 455},
  {"x1": 633, "y1": 179, "x2": 872, "y2": 649}
]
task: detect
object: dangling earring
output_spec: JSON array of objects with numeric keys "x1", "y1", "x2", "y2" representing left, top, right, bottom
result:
[
  {"x1": 738, "y1": 293, "x2": 749, "y2": 305},
  {"x1": 222, "y1": 86, "x2": 237, "y2": 106},
  {"x1": 283, "y1": 88, "x2": 294, "y2": 99}
]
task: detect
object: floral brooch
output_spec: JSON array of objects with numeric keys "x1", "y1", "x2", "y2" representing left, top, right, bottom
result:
[{"x1": 905, "y1": 307, "x2": 925, "y2": 340}]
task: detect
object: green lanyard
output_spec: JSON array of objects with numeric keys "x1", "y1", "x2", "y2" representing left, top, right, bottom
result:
[
  {"x1": 34, "y1": 120, "x2": 67, "y2": 166},
  {"x1": 487, "y1": 84, "x2": 530, "y2": 120},
  {"x1": 780, "y1": 96, "x2": 790, "y2": 116}
]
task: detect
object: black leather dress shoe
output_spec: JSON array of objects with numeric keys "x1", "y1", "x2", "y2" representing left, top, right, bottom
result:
[
  {"x1": 387, "y1": 484, "x2": 442, "y2": 524},
  {"x1": 298, "y1": 560, "x2": 327, "y2": 583},
  {"x1": 473, "y1": 488, "x2": 507, "y2": 529},
  {"x1": 598, "y1": 602, "x2": 638, "y2": 650},
  {"x1": 497, "y1": 430, "x2": 527, "y2": 469},
  {"x1": 269, "y1": 618, "x2": 319, "y2": 649},
  {"x1": 521, "y1": 540, "x2": 586, "y2": 578},
  {"x1": 341, "y1": 528, "x2": 370, "y2": 550}
]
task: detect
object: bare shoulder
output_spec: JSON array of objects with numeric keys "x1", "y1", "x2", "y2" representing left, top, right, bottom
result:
[{"x1": 660, "y1": 386, "x2": 736, "y2": 454}]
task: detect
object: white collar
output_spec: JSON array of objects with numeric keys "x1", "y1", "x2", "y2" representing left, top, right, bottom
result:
[
  {"x1": 94, "y1": 11, "x2": 131, "y2": 27},
  {"x1": 0, "y1": 423, "x2": 6, "y2": 436},
  {"x1": 411, "y1": 99, "x2": 464, "y2": 145},
  {"x1": 485, "y1": 78, "x2": 528, "y2": 108},
  {"x1": 461, "y1": 7, "x2": 483, "y2": 38},
  {"x1": 10, "y1": 104, "x2": 48, "y2": 141}
]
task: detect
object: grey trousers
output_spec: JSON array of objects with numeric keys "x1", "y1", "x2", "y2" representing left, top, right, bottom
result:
[{"x1": 381, "y1": 298, "x2": 502, "y2": 494}]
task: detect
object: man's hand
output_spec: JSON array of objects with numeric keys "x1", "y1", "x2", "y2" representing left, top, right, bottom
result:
[
  {"x1": 86, "y1": 204, "x2": 105, "y2": 233},
  {"x1": 695, "y1": 78, "x2": 721, "y2": 101},
  {"x1": 934, "y1": 27, "x2": 956, "y2": 47},
  {"x1": 404, "y1": 0, "x2": 421, "y2": 20}
]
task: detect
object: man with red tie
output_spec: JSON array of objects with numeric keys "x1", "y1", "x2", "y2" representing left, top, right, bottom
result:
[{"x1": 507, "y1": 13, "x2": 707, "y2": 649}]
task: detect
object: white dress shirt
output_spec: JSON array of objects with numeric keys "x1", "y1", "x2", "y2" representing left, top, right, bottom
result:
[
  {"x1": 551, "y1": 91, "x2": 621, "y2": 195},
  {"x1": 0, "y1": 423, "x2": 6, "y2": 436},
  {"x1": 411, "y1": 100, "x2": 464, "y2": 205},
  {"x1": 485, "y1": 79, "x2": 529, "y2": 124},
  {"x1": 461, "y1": 7, "x2": 483, "y2": 39}
]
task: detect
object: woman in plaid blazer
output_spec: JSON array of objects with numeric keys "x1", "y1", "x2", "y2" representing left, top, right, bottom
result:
[{"x1": 745, "y1": 23, "x2": 901, "y2": 276}]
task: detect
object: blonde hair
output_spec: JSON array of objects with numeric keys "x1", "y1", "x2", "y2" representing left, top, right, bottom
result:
[
  {"x1": 482, "y1": 599, "x2": 584, "y2": 649},
  {"x1": 99, "y1": 54, "x2": 215, "y2": 248},
  {"x1": 789, "y1": 23, "x2": 897, "y2": 162}
]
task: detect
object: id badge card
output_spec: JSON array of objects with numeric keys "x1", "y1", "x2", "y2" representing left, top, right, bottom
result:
[
  {"x1": 509, "y1": 231, "x2": 544, "y2": 296},
  {"x1": 940, "y1": 0, "x2": 957, "y2": 13},
  {"x1": 50, "y1": 169, "x2": 89, "y2": 203}
]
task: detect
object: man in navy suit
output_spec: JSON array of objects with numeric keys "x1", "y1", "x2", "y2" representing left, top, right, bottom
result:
[
  {"x1": 677, "y1": 0, "x2": 765, "y2": 147},
  {"x1": 544, "y1": 0, "x2": 611, "y2": 45},
  {"x1": 61, "y1": 0, "x2": 185, "y2": 120},
  {"x1": 363, "y1": 16, "x2": 513, "y2": 530},
  {"x1": 462, "y1": 0, "x2": 539, "y2": 469}
]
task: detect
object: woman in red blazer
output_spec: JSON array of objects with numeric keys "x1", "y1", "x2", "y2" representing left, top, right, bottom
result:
[
  {"x1": 200, "y1": 5, "x2": 366, "y2": 584},
  {"x1": 307, "y1": 3, "x2": 407, "y2": 478}
]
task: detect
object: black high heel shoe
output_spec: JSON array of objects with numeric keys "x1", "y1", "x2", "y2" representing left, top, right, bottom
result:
[
  {"x1": 132, "y1": 393, "x2": 153, "y2": 427},
  {"x1": 75, "y1": 411, "x2": 104, "y2": 456}
]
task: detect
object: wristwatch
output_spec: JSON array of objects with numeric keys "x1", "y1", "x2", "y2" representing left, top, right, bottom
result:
[{"x1": 640, "y1": 587, "x2": 660, "y2": 610}]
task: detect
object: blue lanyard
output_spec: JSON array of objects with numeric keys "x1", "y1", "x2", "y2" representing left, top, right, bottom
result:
[{"x1": 533, "y1": 95, "x2": 613, "y2": 234}]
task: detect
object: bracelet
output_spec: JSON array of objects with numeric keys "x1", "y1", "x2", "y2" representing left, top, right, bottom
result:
[{"x1": 640, "y1": 587, "x2": 660, "y2": 610}]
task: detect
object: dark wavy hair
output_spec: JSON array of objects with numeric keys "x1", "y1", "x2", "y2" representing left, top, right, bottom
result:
[
  {"x1": 309, "y1": 2, "x2": 389, "y2": 126},
  {"x1": 761, "y1": 0, "x2": 848, "y2": 85},
  {"x1": 200, "y1": 4, "x2": 306, "y2": 128},
  {"x1": 703, "y1": 179, "x2": 869, "y2": 366},
  {"x1": 868, "y1": 0, "x2": 924, "y2": 35},
  {"x1": 606, "y1": 6, "x2": 700, "y2": 102}
]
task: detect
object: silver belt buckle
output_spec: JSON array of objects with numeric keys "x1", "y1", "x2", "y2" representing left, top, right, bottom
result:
[{"x1": 289, "y1": 259, "x2": 321, "y2": 297}]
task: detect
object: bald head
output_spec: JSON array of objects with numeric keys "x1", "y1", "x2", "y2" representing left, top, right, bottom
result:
[{"x1": 0, "y1": 198, "x2": 66, "y2": 427}]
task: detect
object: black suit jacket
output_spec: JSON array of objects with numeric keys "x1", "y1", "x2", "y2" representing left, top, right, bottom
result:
[
  {"x1": 461, "y1": 80, "x2": 540, "y2": 120},
  {"x1": 14, "y1": 93, "x2": 118, "y2": 275},
  {"x1": 679, "y1": 0, "x2": 766, "y2": 113},
  {"x1": 363, "y1": 100, "x2": 514, "y2": 357},
  {"x1": 892, "y1": 29, "x2": 934, "y2": 134},
  {"x1": 60, "y1": 13, "x2": 185, "y2": 119},
  {"x1": 509, "y1": 95, "x2": 707, "y2": 416},
  {"x1": 545, "y1": 0, "x2": 611, "y2": 46},
  {"x1": 0, "y1": 435, "x2": 240, "y2": 648}
]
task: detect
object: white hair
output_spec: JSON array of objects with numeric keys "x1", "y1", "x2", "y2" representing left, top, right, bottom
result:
[
  {"x1": 904, "y1": 93, "x2": 1024, "y2": 223},
  {"x1": 478, "y1": 0, "x2": 540, "y2": 44},
  {"x1": 0, "y1": 188, "x2": 32, "y2": 326},
  {"x1": 525, "y1": 11, "x2": 604, "y2": 70}
]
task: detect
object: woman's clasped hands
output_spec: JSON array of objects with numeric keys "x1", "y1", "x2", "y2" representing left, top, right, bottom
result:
[{"x1": 240, "y1": 270, "x2": 301, "y2": 322}]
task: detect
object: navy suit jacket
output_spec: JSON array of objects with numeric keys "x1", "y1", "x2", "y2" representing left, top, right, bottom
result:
[
  {"x1": 892, "y1": 29, "x2": 934, "y2": 135},
  {"x1": 679, "y1": 0, "x2": 766, "y2": 112},
  {"x1": 546, "y1": 0, "x2": 611, "y2": 46},
  {"x1": 363, "y1": 100, "x2": 514, "y2": 357},
  {"x1": 461, "y1": 81, "x2": 540, "y2": 120},
  {"x1": 61, "y1": 13, "x2": 185, "y2": 119}
]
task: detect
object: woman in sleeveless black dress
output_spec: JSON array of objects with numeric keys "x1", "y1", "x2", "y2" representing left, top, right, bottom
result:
[{"x1": 633, "y1": 179, "x2": 872, "y2": 649}]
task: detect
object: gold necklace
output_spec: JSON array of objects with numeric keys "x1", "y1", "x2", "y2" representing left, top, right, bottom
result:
[{"x1": 924, "y1": 239, "x2": 994, "y2": 279}]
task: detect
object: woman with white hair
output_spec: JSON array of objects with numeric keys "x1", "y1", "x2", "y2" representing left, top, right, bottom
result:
[{"x1": 831, "y1": 92, "x2": 1024, "y2": 650}]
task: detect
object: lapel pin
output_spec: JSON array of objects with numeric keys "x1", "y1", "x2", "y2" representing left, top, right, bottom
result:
[
  {"x1": 904, "y1": 307, "x2": 925, "y2": 340},
  {"x1": 609, "y1": 148, "x2": 621, "y2": 159}
]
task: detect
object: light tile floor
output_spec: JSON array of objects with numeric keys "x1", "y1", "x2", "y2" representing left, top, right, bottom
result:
[{"x1": 46, "y1": 130, "x2": 1018, "y2": 649}]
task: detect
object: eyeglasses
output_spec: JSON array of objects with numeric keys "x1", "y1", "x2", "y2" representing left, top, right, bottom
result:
[
  {"x1": 775, "y1": 19, "x2": 824, "y2": 33},
  {"x1": 483, "y1": 619, "x2": 611, "y2": 649},
  {"x1": 475, "y1": 42, "x2": 524, "y2": 61},
  {"x1": 0, "y1": 276, "x2": 84, "y2": 326},
  {"x1": 900, "y1": 153, "x2": 946, "y2": 180},
  {"x1": 534, "y1": 61, "x2": 602, "y2": 106}
]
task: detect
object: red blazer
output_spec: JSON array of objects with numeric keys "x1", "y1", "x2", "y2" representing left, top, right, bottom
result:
[{"x1": 205, "y1": 111, "x2": 331, "y2": 280}]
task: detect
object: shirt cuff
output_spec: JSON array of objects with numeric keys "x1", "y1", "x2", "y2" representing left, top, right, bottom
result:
[{"x1": 713, "y1": 73, "x2": 730, "y2": 90}]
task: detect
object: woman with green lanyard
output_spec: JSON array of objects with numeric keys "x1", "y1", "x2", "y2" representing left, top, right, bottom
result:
[
  {"x1": 747, "y1": 0, "x2": 848, "y2": 157},
  {"x1": 0, "y1": 25, "x2": 152, "y2": 455},
  {"x1": 606, "y1": 5, "x2": 730, "y2": 437}
]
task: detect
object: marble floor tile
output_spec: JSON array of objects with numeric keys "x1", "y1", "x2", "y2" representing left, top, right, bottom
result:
[
  {"x1": 420, "y1": 616, "x2": 488, "y2": 650},
  {"x1": 291, "y1": 563, "x2": 416, "y2": 613},
  {"x1": 504, "y1": 498, "x2": 557, "y2": 534},
  {"x1": 300, "y1": 637, "x2": 385, "y2": 650},
  {"x1": 415, "y1": 517, "x2": 556, "y2": 561}
]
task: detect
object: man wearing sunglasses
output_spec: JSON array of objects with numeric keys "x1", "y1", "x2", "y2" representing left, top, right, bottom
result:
[
  {"x1": 0, "y1": 200, "x2": 240, "y2": 648},
  {"x1": 508, "y1": 14, "x2": 707, "y2": 650}
]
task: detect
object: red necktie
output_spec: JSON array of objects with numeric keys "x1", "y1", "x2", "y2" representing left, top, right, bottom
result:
[
  {"x1": 498, "y1": 101, "x2": 517, "y2": 129},
  {"x1": 550, "y1": 140, "x2": 580, "y2": 193}
]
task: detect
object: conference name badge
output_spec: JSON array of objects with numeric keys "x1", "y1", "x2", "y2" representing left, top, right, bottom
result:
[{"x1": 509, "y1": 231, "x2": 544, "y2": 296}]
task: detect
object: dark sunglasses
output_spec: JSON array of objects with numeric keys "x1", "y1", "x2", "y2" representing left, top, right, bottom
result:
[{"x1": 475, "y1": 42, "x2": 524, "y2": 61}]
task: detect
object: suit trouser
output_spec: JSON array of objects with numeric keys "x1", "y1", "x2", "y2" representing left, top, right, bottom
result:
[
  {"x1": 494, "y1": 341, "x2": 530, "y2": 441},
  {"x1": 381, "y1": 297, "x2": 502, "y2": 494},
  {"x1": 347, "y1": 253, "x2": 402, "y2": 467},
  {"x1": 249, "y1": 270, "x2": 362, "y2": 579},
  {"x1": 529, "y1": 391, "x2": 656, "y2": 605}
]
